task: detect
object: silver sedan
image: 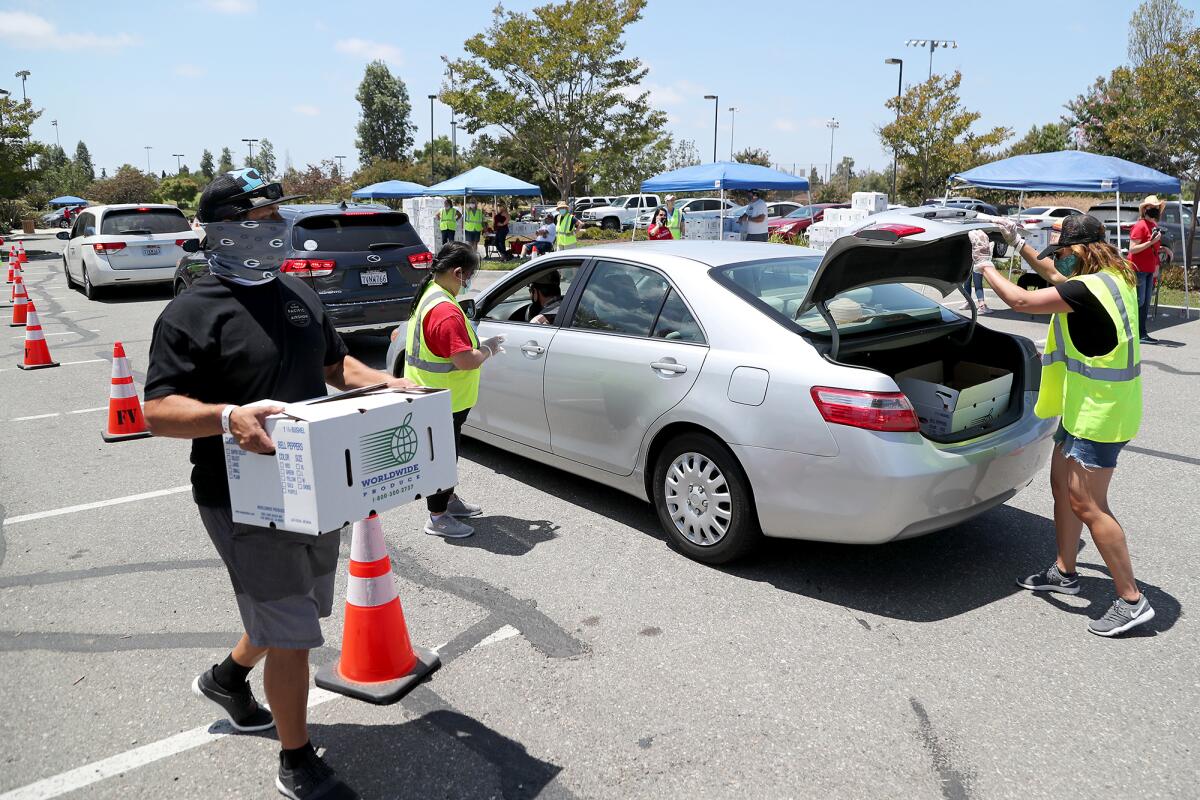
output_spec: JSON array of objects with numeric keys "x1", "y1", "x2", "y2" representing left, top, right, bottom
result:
[{"x1": 388, "y1": 221, "x2": 1055, "y2": 563}]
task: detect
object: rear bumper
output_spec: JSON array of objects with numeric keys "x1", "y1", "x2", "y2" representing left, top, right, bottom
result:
[
  {"x1": 91, "y1": 264, "x2": 177, "y2": 286},
  {"x1": 323, "y1": 296, "x2": 412, "y2": 331},
  {"x1": 733, "y1": 396, "x2": 1056, "y2": 544}
]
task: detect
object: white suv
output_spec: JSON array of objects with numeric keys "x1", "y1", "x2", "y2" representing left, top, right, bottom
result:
[
  {"x1": 58, "y1": 204, "x2": 200, "y2": 299},
  {"x1": 580, "y1": 194, "x2": 660, "y2": 231}
]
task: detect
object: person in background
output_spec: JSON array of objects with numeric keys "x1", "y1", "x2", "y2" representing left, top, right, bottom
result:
[
  {"x1": 664, "y1": 194, "x2": 685, "y2": 239},
  {"x1": 959, "y1": 264, "x2": 990, "y2": 314},
  {"x1": 968, "y1": 216, "x2": 1153, "y2": 637},
  {"x1": 405, "y1": 242, "x2": 505, "y2": 539},
  {"x1": 438, "y1": 197, "x2": 461, "y2": 247},
  {"x1": 1128, "y1": 195, "x2": 1164, "y2": 344},
  {"x1": 555, "y1": 200, "x2": 580, "y2": 250},
  {"x1": 463, "y1": 197, "x2": 485, "y2": 253},
  {"x1": 520, "y1": 213, "x2": 557, "y2": 258},
  {"x1": 526, "y1": 269, "x2": 563, "y2": 324},
  {"x1": 647, "y1": 206, "x2": 674, "y2": 240},
  {"x1": 739, "y1": 189, "x2": 770, "y2": 241},
  {"x1": 493, "y1": 202, "x2": 512, "y2": 262}
]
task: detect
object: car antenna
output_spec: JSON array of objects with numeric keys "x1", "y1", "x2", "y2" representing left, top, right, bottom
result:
[{"x1": 339, "y1": 200, "x2": 347, "y2": 210}]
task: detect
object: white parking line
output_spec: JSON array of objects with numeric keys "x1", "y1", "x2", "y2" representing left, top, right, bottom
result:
[
  {"x1": 4, "y1": 486, "x2": 190, "y2": 525},
  {"x1": 7, "y1": 407, "x2": 107, "y2": 422},
  {"x1": 9, "y1": 413, "x2": 58, "y2": 422},
  {"x1": 0, "y1": 359, "x2": 105, "y2": 372},
  {"x1": 0, "y1": 688, "x2": 341, "y2": 800},
  {"x1": 478, "y1": 624, "x2": 520, "y2": 647},
  {"x1": 12, "y1": 330, "x2": 100, "y2": 337}
]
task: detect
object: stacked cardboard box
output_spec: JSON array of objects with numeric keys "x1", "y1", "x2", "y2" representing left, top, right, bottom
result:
[
  {"x1": 403, "y1": 196, "x2": 462, "y2": 252},
  {"x1": 851, "y1": 192, "x2": 889, "y2": 214}
]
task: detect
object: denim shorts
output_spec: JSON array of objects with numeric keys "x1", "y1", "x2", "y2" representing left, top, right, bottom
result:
[{"x1": 1054, "y1": 423, "x2": 1128, "y2": 470}]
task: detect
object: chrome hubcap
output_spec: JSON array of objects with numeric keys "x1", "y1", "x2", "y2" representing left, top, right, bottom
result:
[{"x1": 664, "y1": 451, "x2": 732, "y2": 546}]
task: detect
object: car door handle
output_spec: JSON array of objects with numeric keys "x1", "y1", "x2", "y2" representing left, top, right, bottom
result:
[
  {"x1": 650, "y1": 361, "x2": 687, "y2": 374},
  {"x1": 521, "y1": 343, "x2": 546, "y2": 357}
]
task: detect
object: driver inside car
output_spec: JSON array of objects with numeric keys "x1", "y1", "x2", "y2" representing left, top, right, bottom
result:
[{"x1": 526, "y1": 270, "x2": 563, "y2": 325}]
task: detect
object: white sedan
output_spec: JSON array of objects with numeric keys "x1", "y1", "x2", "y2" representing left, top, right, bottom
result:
[{"x1": 57, "y1": 204, "x2": 199, "y2": 299}]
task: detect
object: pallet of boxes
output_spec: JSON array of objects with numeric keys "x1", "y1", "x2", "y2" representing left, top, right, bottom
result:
[
  {"x1": 403, "y1": 196, "x2": 456, "y2": 253},
  {"x1": 806, "y1": 192, "x2": 889, "y2": 252}
]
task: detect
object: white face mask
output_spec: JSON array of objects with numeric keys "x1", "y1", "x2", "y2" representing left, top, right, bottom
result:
[{"x1": 458, "y1": 271, "x2": 473, "y2": 295}]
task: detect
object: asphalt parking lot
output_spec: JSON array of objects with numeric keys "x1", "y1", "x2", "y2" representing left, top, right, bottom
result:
[{"x1": 1, "y1": 234, "x2": 1198, "y2": 800}]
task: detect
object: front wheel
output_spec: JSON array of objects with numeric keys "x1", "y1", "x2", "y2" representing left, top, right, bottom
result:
[
  {"x1": 602, "y1": 217, "x2": 620, "y2": 231},
  {"x1": 652, "y1": 433, "x2": 760, "y2": 564},
  {"x1": 63, "y1": 256, "x2": 76, "y2": 288}
]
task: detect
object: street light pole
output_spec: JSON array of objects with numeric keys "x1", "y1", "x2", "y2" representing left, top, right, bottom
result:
[
  {"x1": 450, "y1": 114, "x2": 458, "y2": 174},
  {"x1": 172, "y1": 153, "x2": 185, "y2": 172},
  {"x1": 905, "y1": 39, "x2": 956, "y2": 80},
  {"x1": 703, "y1": 95, "x2": 718, "y2": 162},
  {"x1": 51, "y1": 119, "x2": 59, "y2": 148},
  {"x1": 825, "y1": 118, "x2": 839, "y2": 186},
  {"x1": 728, "y1": 107, "x2": 737, "y2": 160},
  {"x1": 334, "y1": 155, "x2": 346, "y2": 178},
  {"x1": 884, "y1": 58, "x2": 903, "y2": 200},
  {"x1": 14, "y1": 71, "x2": 29, "y2": 102},
  {"x1": 241, "y1": 138, "x2": 259, "y2": 166},
  {"x1": 144, "y1": 146, "x2": 153, "y2": 174},
  {"x1": 427, "y1": 94, "x2": 436, "y2": 185}
]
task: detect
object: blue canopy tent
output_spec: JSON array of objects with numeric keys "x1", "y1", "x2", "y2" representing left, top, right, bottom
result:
[
  {"x1": 951, "y1": 151, "x2": 1188, "y2": 315},
  {"x1": 350, "y1": 180, "x2": 428, "y2": 200},
  {"x1": 640, "y1": 161, "x2": 811, "y2": 240},
  {"x1": 49, "y1": 195, "x2": 87, "y2": 206},
  {"x1": 423, "y1": 166, "x2": 541, "y2": 197}
]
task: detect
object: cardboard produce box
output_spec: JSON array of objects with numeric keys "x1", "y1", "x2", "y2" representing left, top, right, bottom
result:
[
  {"x1": 225, "y1": 386, "x2": 457, "y2": 535},
  {"x1": 896, "y1": 362, "x2": 1013, "y2": 436}
]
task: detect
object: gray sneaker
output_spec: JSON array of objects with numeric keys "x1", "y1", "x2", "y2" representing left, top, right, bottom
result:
[
  {"x1": 1016, "y1": 563, "x2": 1080, "y2": 595},
  {"x1": 1088, "y1": 595, "x2": 1155, "y2": 637},
  {"x1": 445, "y1": 494, "x2": 482, "y2": 518},
  {"x1": 424, "y1": 514, "x2": 474, "y2": 539}
]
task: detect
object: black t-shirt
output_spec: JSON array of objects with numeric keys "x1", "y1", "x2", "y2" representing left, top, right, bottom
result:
[
  {"x1": 1055, "y1": 279, "x2": 1118, "y2": 358},
  {"x1": 145, "y1": 274, "x2": 348, "y2": 506}
]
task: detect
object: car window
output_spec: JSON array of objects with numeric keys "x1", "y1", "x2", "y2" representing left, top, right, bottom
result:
[
  {"x1": 70, "y1": 214, "x2": 88, "y2": 238},
  {"x1": 292, "y1": 212, "x2": 422, "y2": 251},
  {"x1": 482, "y1": 264, "x2": 580, "y2": 324},
  {"x1": 1048, "y1": 209, "x2": 1073, "y2": 217},
  {"x1": 101, "y1": 208, "x2": 189, "y2": 235},
  {"x1": 651, "y1": 290, "x2": 705, "y2": 344},
  {"x1": 572, "y1": 260, "x2": 670, "y2": 337},
  {"x1": 1023, "y1": 207, "x2": 1049, "y2": 215}
]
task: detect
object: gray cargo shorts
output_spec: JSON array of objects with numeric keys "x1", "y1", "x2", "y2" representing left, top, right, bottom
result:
[{"x1": 198, "y1": 505, "x2": 342, "y2": 650}]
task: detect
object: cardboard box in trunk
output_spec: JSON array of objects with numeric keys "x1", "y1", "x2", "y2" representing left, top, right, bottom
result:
[
  {"x1": 225, "y1": 387, "x2": 457, "y2": 535},
  {"x1": 896, "y1": 362, "x2": 1013, "y2": 437}
]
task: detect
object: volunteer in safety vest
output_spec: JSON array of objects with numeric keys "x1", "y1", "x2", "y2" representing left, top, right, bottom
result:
[
  {"x1": 463, "y1": 198, "x2": 485, "y2": 252},
  {"x1": 405, "y1": 241, "x2": 505, "y2": 539},
  {"x1": 555, "y1": 201, "x2": 579, "y2": 249},
  {"x1": 438, "y1": 198, "x2": 461, "y2": 247},
  {"x1": 663, "y1": 194, "x2": 685, "y2": 239},
  {"x1": 971, "y1": 215, "x2": 1154, "y2": 637}
]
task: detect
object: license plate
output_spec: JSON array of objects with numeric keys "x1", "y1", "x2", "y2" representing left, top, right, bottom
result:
[
  {"x1": 360, "y1": 269, "x2": 388, "y2": 286},
  {"x1": 144, "y1": 245, "x2": 160, "y2": 256}
]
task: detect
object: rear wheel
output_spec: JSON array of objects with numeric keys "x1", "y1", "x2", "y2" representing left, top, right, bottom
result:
[
  {"x1": 82, "y1": 265, "x2": 100, "y2": 300},
  {"x1": 652, "y1": 433, "x2": 760, "y2": 564}
]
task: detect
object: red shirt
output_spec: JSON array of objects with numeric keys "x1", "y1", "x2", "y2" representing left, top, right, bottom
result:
[
  {"x1": 648, "y1": 224, "x2": 673, "y2": 240},
  {"x1": 1128, "y1": 218, "x2": 1160, "y2": 273},
  {"x1": 422, "y1": 300, "x2": 474, "y2": 358}
]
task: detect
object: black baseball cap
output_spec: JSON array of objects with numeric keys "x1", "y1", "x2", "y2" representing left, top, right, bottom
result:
[
  {"x1": 1037, "y1": 214, "x2": 1107, "y2": 259},
  {"x1": 197, "y1": 168, "x2": 305, "y2": 223}
]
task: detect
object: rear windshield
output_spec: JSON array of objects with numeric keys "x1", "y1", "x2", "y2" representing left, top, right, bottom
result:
[
  {"x1": 1088, "y1": 206, "x2": 1140, "y2": 223},
  {"x1": 292, "y1": 212, "x2": 422, "y2": 251},
  {"x1": 1022, "y1": 207, "x2": 1049, "y2": 215},
  {"x1": 713, "y1": 257, "x2": 956, "y2": 337},
  {"x1": 101, "y1": 208, "x2": 189, "y2": 235}
]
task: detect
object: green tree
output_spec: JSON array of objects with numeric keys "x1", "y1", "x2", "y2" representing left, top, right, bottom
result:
[
  {"x1": 406, "y1": 136, "x2": 459, "y2": 187},
  {"x1": 217, "y1": 147, "x2": 235, "y2": 173},
  {"x1": 256, "y1": 138, "x2": 277, "y2": 180},
  {"x1": 282, "y1": 160, "x2": 347, "y2": 202},
  {"x1": 158, "y1": 173, "x2": 201, "y2": 207},
  {"x1": 1128, "y1": 0, "x2": 1194, "y2": 66},
  {"x1": 443, "y1": 0, "x2": 661, "y2": 199},
  {"x1": 733, "y1": 147, "x2": 771, "y2": 167},
  {"x1": 355, "y1": 60, "x2": 416, "y2": 166},
  {"x1": 878, "y1": 71, "x2": 1010, "y2": 204},
  {"x1": 199, "y1": 149, "x2": 215, "y2": 179},
  {"x1": 88, "y1": 165, "x2": 159, "y2": 205},
  {"x1": 583, "y1": 107, "x2": 670, "y2": 195},
  {"x1": 664, "y1": 138, "x2": 701, "y2": 172},
  {"x1": 1003, "y1": 122, "x2": 1071, "y2": 157},
  {"x1": 0, "y1": 96, "x2": 44, "y2": 207},
  {"x1": 74, "y1": 141, "x2": 95, "y2": 182}
]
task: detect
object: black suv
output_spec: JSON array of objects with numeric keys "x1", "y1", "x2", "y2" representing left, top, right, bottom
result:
[{"x1": 174, "y1": 203, "x2": 432, "y2": 330}]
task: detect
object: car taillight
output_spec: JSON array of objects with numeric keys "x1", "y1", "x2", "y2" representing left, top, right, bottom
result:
[
  {"x1": 407, "y1": 251, "x2": 433, "y2": 269},
  {"x1": 280, "y1": 258, "x2": 336, "y2": 276},
  {"x1": 175, "y1": 239, "x2": 189, "y2": 247},
  {"x1": 810, "y1": 386, "x2": 920, "y2": 432},
  {"x1": 91, "y1": 242, "x2": 127, "y2": 254}
]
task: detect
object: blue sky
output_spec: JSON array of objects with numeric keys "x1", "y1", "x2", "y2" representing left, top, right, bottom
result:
[{"x1": 2, "y1": 0, "x2": 1196, "y2": 183}]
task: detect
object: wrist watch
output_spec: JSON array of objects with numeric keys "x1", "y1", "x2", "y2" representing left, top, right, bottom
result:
[{"x1": 220, "y1": 404, "x2": 237, "y2": 435}]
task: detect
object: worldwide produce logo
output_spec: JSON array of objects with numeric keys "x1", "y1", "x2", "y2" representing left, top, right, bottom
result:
[{"x1": 360, "y1": 413, "x2": 419, "y2": 474}]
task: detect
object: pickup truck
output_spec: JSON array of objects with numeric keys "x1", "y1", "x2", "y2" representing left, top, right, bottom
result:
[{"x1": 579, "y1": 194, "x2": 660, "y2": 231}]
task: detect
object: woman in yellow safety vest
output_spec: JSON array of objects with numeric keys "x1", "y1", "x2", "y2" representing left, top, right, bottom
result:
[
  {"x1": 438, "y1": 198, "x2": 461, "y2": 247},
  {"x1": 405, "y1": 241, "x2": 505, "y2": 538},
  {"x1": 971, "y1": 215, "x2": 1153, "y2": 637},
  {"x1": 555, "y1": 201, "x2": 578, "y2": 249},
  {"x1": 463, "y1": 198, "x2": 485, "y2": 252}
]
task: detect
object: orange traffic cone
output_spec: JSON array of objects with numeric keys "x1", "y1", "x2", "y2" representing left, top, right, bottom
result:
[
  {"x1": 314, "y1": 514, "x2": 439, "y2": 704},
  {"x1": 4, "y1": 247, "x2": 13, "y2": 284},
  {"x1": 102, "y1": 342, "x2": 152, "y2": 442},
  {"x1": 16, "y1": 244, "x2": 27, "y2": 265},
  {"x1": 2, "y1": 270, "x2": 21, "y2": 310},
  {"x1": 9, "y1": 279, "x2": 29, "y2": 326},
  {"x1": 17, "y1": 302, "x2": 59, "y2": 370}
]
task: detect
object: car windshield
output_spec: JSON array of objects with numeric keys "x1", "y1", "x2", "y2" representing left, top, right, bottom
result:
[
  {"x1": 101, "y1": 208, "x2": 189, "y2": 235},
  {"x1": 712, "y1": 256, "x2": 956, "y2": 336},
  {"x1": 784, "y1": 206, "x2": 817, "y2": 219},
  {"x1": 292, "y1": 212, "x2": 422, "y2": 251},
  {"x1": 610, "y1": 196, "x2": 634, "y2": 208}
]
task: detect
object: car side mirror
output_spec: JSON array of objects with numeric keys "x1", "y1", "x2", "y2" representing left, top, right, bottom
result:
[
  {"x1": 56, "y1": 230, "x2": 70, "y2": 240},
  {"x1": 180, "y1": 239, "x2": 201, "y2": 253},
  {"x1": 459, "y1": 298, "x2": 477, "y2": 319}
]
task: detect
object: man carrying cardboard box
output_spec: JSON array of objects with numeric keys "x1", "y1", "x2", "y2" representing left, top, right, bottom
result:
[{"x1": 143, "y1": 172, "x2": 415, "y2": 800}]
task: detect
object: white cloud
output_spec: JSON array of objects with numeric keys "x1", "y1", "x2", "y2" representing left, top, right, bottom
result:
[
  {"x1": 203, "y1": 0, "x2": 256, "y2": 13},
  {"x1": 773, "y1": 119, "x2": 799, "y2": 133},
  {"x1": 292, "y1": 104, "x2": 321, "y2": 116},
  {"x1": 335, "y1": 38, "x2": 402, "y2": 64},
  {"x1": 0, "y1": 11, "x2": 137, "y2": 50},
  {"x1": 173, "y1": 64, "x2": 205, "y2": 78}
]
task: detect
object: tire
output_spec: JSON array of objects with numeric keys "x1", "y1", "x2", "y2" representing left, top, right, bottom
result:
[
  {"x1": 173, "y1": 279, "x2": 186, "y2": 297},
  {"x1": 83, "y1": 265, "x2": 100, "y2": 300},
  {"x1": 63, "y1": 256, "x2": 76, "y2": 288},
  {"x1": 652, "y1": 432, "x2": 761, "y2": 564},
  {"x1": 391, "y1": 349, "x2": 406, "y2": 378},
  {"x1": 602, "y1": 216, "x2": 620, "y2": 231}
]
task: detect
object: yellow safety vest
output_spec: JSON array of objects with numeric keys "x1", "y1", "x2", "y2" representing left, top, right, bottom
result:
[
  {"x1": 1034, "y1": 269, "x2": 1142, "y2": 442},
  {"x1": 667, "y1": 207, "x2": 683, "y2": 240},
  {"x1": 406, "y1": 283, "x2": 480, "y2": 412},
  {"x1": 556, "y1": 212, "x2": 577, "y2": 247},
  {"x1": 438, "y1": 208, "x2": 457, "y2": 231},
  {"x1": 464, "y1": 207, "x2": 484, "y2": 232}
]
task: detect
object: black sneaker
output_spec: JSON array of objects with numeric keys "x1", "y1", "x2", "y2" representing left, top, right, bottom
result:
[
  {"x1": 191, "y1": 666, "x2": 275, "y2": 732},
  {"x1": 276, "y1": 751, "x2": 360, "y2": 799},
  {"x1": 1016, "y1": 563, "x2": 1080, "y2": 595}
]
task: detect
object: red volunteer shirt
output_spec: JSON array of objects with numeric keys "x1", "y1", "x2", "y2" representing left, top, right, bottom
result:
[
  {"x1": 1128, "y1": 218, "x2": 1160, "y2": 273},
  {"x1": 422, "y1": 301, "x2": 474, "y2": 358}
]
